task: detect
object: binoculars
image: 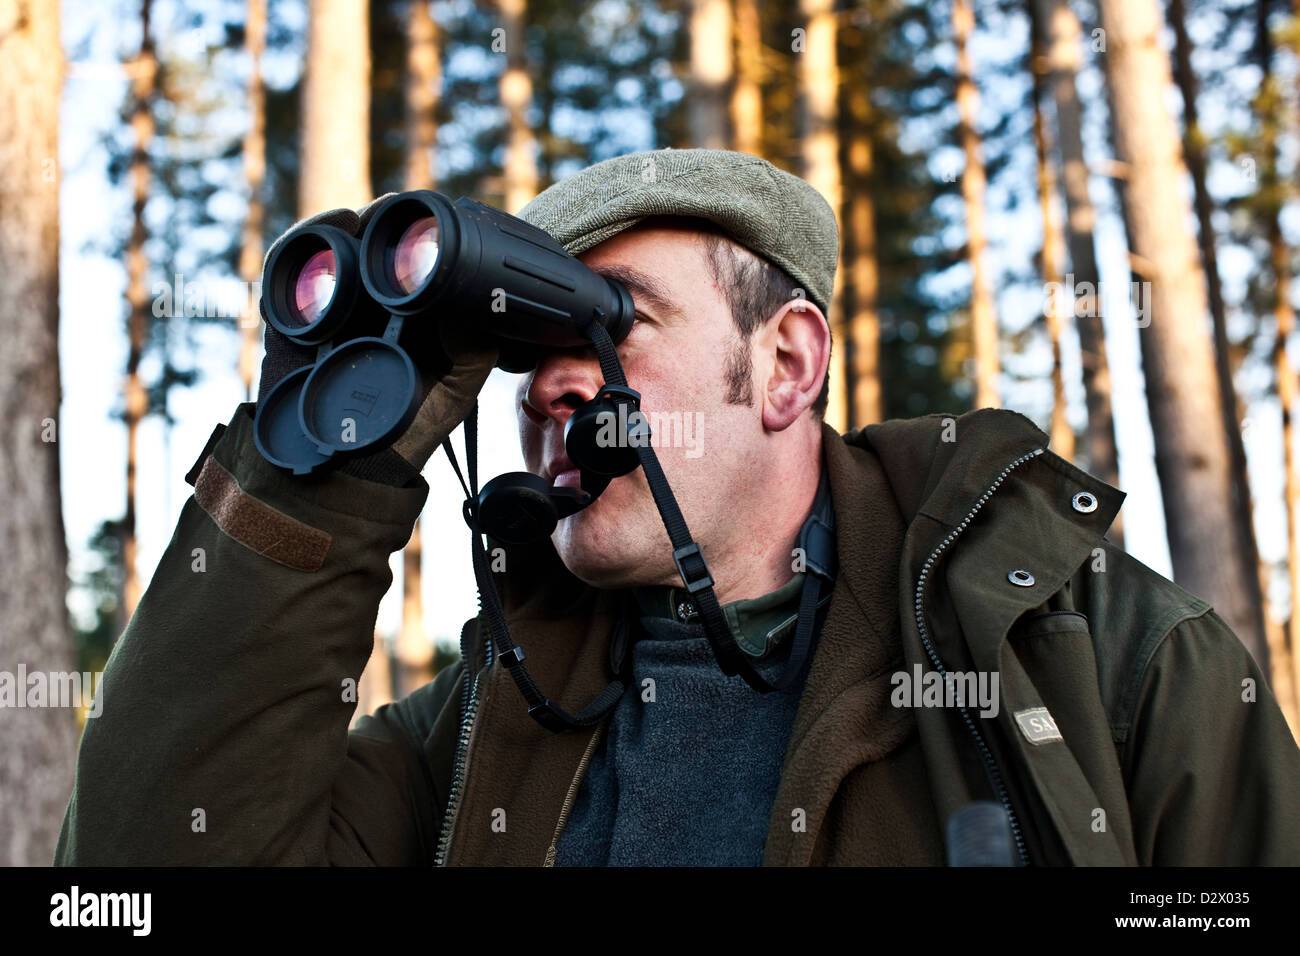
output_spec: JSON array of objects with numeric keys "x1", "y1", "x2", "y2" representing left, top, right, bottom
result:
[{"x1": 253, "y1": 190, "x2": 637, "y2": 477}]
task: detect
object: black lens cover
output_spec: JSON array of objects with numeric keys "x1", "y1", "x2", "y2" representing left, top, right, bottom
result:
[
  {"x1": 253, "y1": 366, "x2": 336, "y2": 475},
  {"x1": 298, "y1": 338, "x2": 422, "y2": 456}
]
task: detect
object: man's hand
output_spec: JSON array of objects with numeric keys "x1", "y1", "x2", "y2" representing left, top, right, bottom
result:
[{"x1": 256, "y1": 196, "x2": 499, "y2": 479}]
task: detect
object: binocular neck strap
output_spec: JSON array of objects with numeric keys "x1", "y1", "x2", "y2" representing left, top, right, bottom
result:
[
  {"x1": 583, "y1": 320, "x2": 825, "y2": 695},
  {"x1": 444, "y1": 404, "x2": 629, "y2": 734}
]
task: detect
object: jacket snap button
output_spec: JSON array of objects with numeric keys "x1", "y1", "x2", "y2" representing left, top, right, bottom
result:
[
  {"x1": 1071, "y1": 491, "x2": 1098, "y2": 513},
  {"x1": 1008, "y1": 569, "x2": 1035, "y2": 587}
]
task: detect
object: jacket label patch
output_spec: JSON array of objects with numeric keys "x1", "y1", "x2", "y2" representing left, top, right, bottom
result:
[
  {"x1": 193, "y1": 456, "x2": 331, "y2": 572},
  {"x1": 1015, "y1": 707, "x2": 1063, "y2": 745}
]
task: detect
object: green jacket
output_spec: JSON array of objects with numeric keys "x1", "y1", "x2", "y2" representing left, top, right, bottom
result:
[{"x1": 55, "y1": 402, "x2": 1300, "y2": 865}]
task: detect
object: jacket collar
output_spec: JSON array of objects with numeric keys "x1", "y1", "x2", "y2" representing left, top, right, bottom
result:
[{"x1": 854, "y1": 407, "x2": 1125, "y2": 672}]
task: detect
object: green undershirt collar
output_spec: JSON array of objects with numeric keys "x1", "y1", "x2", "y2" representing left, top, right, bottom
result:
[{"x1": 633, "y1": 571, "x2": 831, "y2": 659}]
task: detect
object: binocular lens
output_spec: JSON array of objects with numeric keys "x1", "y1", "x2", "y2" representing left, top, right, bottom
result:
[
  {"x1": 392, "y1": 215, "x2": 440, "y2": 294},
  {"x1": 293, "y1": 248, "x2": 338, "y2": 326}
]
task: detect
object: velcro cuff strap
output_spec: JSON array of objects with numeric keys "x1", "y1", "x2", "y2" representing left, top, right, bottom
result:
[{"x1": 193, "y1": 455, "x2": 332, "y2": 572}]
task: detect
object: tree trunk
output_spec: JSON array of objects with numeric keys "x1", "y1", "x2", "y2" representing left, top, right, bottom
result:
[
  {"x1": 399, "y1": 0, "x2": 438, "y2": 697},
  {"x1": 404, "y1": 0, "x2": 438, "y2": 192},
  {"x1": 1169, "y1": 0, "x2": 1271, "y2": 677},
  {"x1": 1034, "y1": 0, "x2": 1120, "y2": 537},
  {"x1": 799, "y1": 0, "x2": 846, "y2": 430},
  {"x1": 123, "y1": 0, "x2": 156, "y2": 621},
  {"x1": 952, "y1": 0, "x2": 999, "y2": 409},
  {"x1": 238, "y1": 0, "x2": 267, "y2": 401},
  {"x1": 0, "y1": 0, "x2": 77, "y2": 866},
  {"x1": 300, "y1": 0, "x2": 372, "y2": 215},
  {"x1": 1275, "y1": 237, "x2": 1300, "y2": 731},
  {"x1": 1029, "y1": 11, "x2": 1074, "y2": 460},
  {"x1": 1254, "y1": 0, "x2": 1299, "y2": 729},
  {"x1": 1271, "y1": 209, "x2": 1300, "y2": 732},
  {"x1": 844, "y1": 83, "x2": 881, "y2": 426},
  {"x1": 1097, "y1": 0, "x2": 1269, "y2": 668},
  {"x1": 499, "y1": 0, "x2": 536, "y2": 212},
  {"x1": 688, "y1": 0, "x2": 733, "y2": 149},
  {"x1": 731, "y1": 0, "x2": 763, "y2": 155}
]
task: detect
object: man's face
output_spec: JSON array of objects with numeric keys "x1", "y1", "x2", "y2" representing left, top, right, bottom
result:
[{"x1": 516, "y1": 223, "x2": 765, "y2": 590}]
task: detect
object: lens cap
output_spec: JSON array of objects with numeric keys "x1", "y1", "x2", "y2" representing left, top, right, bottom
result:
[
  {"x1": 299, "y1": 338, "x2": 421, "y2": 456},
  {"x1": 253, "y1": 366, "x2": 336, "y2": 475}
]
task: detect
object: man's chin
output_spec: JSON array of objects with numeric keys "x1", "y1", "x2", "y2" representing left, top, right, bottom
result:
[
  {"x1": 551, "y1": 510, "x2": 668, "y2": 591},
  {"x1": 551, "y1": 515, "x2": 625, "y2": 588}
]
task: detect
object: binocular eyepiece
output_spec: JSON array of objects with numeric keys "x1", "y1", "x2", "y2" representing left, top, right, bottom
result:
[{"x1": 253, "y1": 190, "x2": 638, "y2": 481}]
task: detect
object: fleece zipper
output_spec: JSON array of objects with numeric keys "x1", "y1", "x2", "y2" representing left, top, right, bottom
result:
[
  {"x1": 542, "y1": 721, "x2": 607, "y2": 866},
  {"x1": 912, "y1": 446, "x2": 1043, "y2": 867}
]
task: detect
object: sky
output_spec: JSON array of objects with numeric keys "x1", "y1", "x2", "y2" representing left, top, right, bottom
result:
[{"x1": 53, "y1": 0, "x2": 1299, "y2": 652}]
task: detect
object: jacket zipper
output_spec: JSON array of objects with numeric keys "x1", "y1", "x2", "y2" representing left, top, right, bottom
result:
[
  {"x1": 912, "y1": 446, "x2": 1043, "y2": 867},
  {"x1": 434, "y1": 625, "x2": 494, "y2": 866}
]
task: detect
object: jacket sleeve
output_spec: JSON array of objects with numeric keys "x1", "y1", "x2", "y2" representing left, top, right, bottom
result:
[
  {"x1": 1120, "y1": 606, "x2": 1300, "y2": 865},
  {"x1": 54, "y1": 403, "x2": 457, "y2": 865}
]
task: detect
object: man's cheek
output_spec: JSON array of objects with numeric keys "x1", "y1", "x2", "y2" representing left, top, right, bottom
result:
[{"x1": 519, "y1": 429, "x2": 543, "y2": 471}]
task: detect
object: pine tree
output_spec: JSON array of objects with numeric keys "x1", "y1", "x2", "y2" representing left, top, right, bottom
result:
[
  {"x1": 689, "y1": 0, "x2": 733, "y2": 148},
  {"x1": 499, "y1": 0, "x2": 538, "y2": 211},
  {"x1": 1032, "y1": 0, "x2": 1120, "y2": 523},
  {"x1": 239, "y1": 0, "x2": 267, "y2": 401},
  {"x1": 839, "y1": 5, "x2": 882, "y2": 427},
  {"x1": 1098, "y1": 0, "x2": 1270, "y2": 667},
  {"x1": 732, "y1": 0, "x2": 764, "y2": 155},
  {"x1": 1028, "y1": 1, "x2": 1073, "y2": 459},
  {"x1": 1245, "y1": 0, "x2": 1299, "y2": 727},
  {"x1": 798, "y1": 0, "x2": 846, "y2": 430},
  {"x1": 300, "y1": 0, "x2": 372, "y2": 214},
  {"x1": 122, "y1": 0, "x2": 157, "y2": 620},
  {"x1": 0, "y1": 0, "x2": 76, "y2": 866},
  {"x1": 1168, "y1": 0, "x2": 1269, "y2": 675},
  {"x1": 952, "y1": 0, "x2": 1000, "y2": 409}
]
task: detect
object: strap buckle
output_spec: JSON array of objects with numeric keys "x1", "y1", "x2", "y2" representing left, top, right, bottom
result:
[
  {"x1": 527, "y1": 700, "x2": 572, "y2": 733},
  {"x1": 672, "y1": 541, "x2": 714, "y2": 594}
]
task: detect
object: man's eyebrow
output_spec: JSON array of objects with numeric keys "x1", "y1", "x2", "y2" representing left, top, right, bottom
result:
[{"x1": 590, "y1": 264, "x2": 680, "y2": 319}]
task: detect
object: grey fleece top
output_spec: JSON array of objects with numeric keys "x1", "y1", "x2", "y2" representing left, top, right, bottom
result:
[{"x1": 553, "y1": 573, "x2": 831, "y2": 866}]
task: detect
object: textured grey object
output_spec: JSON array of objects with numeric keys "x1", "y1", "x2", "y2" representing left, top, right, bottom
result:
[
  {"x1": 553, "y1": 614, "x2": 810, "y2": 866},
  {"x1": 518, "y1": 148, "x2": 839, "y2": 316}
]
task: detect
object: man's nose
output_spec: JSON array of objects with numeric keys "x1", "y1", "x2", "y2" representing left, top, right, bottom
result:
[{"x1": 520, "y1": 345, "x2": 604, "y2": 427}]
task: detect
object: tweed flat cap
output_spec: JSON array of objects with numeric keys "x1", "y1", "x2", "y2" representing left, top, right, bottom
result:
[{"x1": 518, "y1": 148, "x2": 838, "y2": 317}]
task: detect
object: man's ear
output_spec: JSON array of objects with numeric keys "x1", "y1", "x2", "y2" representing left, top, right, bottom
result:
[{"x1": 757, "y1": 298, "x2": 829, "y2": 431}]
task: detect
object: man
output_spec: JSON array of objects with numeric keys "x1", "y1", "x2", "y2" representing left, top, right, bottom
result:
[{"x1": 55, "y1": 148, "x2": 1300, "y2": 866}]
